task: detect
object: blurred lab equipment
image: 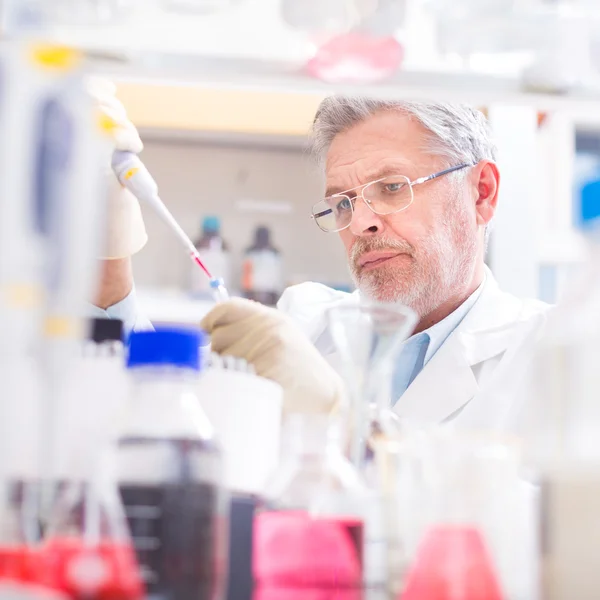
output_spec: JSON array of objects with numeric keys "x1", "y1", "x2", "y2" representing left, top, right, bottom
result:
[
  {"x1": 327, "y1": 303, "x2": 417, "y2": 470},
  {"x1": 200, "y1": 298, "x2": 345, "y2": 415},
  {"x1": 327, "y1": 303, "x2": 417, "y2": 591},
  {"x1": 520, "y1": 176, "x2": 600, "y2": 600},
  {"x1": 198, "y1": 363, "x2": 281, "y2": 494},
  {"x1": 191, "y1": 216, "x2": 231, "y2": 300},
  {"x1": 253, "y1": 414, "x2": 366, "y2": 597},
  {"x1": 161, "y1": 0, "x2": 240, "y2": 14},
  {"x1": 305, "y1": 0, "x2": 405, "y2": 83},
  {"x1": 395, "y1": 429, "x2": 537, "y2": 600},
  {"x1": 280, "y1": 0, "x2": 371, "y2": 36},
  {"x1": 85, "y1": 317, "x2": 124, "y2": 356},
  {"x1": 112, "y1": 151, "x2": 229, "y2": 303},
  {"x1": 0, "y1": 40, "x2": 114, "y2": 540},
  {"x1": 117, "y1": 326, "x2": 227, "y2": 600},
  {"x1": 197, "y1": 359, "x2": 282, "y2": 600},
  {"x1": 42, "y1": 439, "x2": 142, "y2": 600},
  {"x1": 241, "y1": 226, "x2": 282, "y2": 307}
]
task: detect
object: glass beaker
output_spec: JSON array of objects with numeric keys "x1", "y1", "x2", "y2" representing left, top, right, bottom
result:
[
  {"x1": 326, "y1": 302, "x2": 417, "y2": 471},
  {"x1": 326, "y1": 302, "x2": 416, "y2": 592}
]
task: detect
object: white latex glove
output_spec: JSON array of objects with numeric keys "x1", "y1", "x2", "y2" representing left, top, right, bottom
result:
[
  {"x1": 87, "y1": 77, "x2": 148, "y2": 259},
  {"x1": 201, "y1": 298, "x2": 345, "y2": 415}
]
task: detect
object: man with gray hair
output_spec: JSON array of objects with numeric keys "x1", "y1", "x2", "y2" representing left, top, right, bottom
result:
[
  {"x1": 98, "y1": 93, "x2": 550, "y2": 427},
  {"x1": 201, "y1": 96, "x2": 551, "y2": 427}
]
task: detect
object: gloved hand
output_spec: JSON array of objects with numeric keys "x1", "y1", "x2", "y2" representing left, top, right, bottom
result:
[
  {"x1": 201, "y1": 298, "x2": 346, "y2": 415},
  {"x1": 86, "y1": 77, "x2": 148, "y2": 259}
]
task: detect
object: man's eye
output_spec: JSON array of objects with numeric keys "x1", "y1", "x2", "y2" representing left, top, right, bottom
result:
[
  {"x1": 336, "y1": 197, "x2": 352, "y2": 211},
  {"x1": 385, "y1": 182, "x2": 405, "y2": 193}
]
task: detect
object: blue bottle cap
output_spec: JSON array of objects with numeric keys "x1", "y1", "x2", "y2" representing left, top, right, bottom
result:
[
  {"x1": 202, "y1": 215, "x2": 221, "y2": 233},
  {"x1": 127, "y1": 326, "x2": 208, "y2": 371},
  {"x1": 580, "y1": 178, "x2": 600, "y2": 232}
]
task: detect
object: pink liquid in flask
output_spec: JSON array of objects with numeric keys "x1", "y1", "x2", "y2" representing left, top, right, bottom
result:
[
  {"x1": 306, "y1": 32, "x2": 403, "y2": 84},
  {"x1": 253, "y1": 511, "x2": 363, "y2": 595},
  {"x1": 401, "y1": 525, "x2": 503, "y2": 600}
]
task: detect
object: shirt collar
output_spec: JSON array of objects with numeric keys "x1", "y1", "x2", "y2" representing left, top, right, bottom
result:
[{"x1": 405, "y1": 273, "x2": 487, "y2": 366}]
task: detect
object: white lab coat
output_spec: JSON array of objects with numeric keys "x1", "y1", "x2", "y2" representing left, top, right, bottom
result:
[{"x1": 278, "y1": 268, "x2": 552, "y2": 431}]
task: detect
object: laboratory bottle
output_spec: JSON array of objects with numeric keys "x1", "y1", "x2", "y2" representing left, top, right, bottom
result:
[
  {"x1": 190, "y1": 216, "x2": 231, "y2": 298},
  {"x1": 521, "y1": 177, "x2": 600, "y2": 600},
  {"x1": 241, "y1": 226, "x2": 283, "y2": 307},
  {"x1": 253, "y1": 413, "x2": 366, "y2": 598},
  {"x1": 117, "y1": 326, "x2": 227, "y2": 600}
]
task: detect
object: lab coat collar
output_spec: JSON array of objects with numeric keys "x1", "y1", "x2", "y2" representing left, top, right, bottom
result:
[{"x1": 392, "y1": 267, "x2": 532, "y2": 424}]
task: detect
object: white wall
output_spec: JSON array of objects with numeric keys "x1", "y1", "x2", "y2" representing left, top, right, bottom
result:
[{"x1": 132, "y1": 137, "x2": 352, "y2": 293}]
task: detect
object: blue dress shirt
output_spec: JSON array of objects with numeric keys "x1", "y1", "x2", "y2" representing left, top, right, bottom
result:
[{"x1": 391, "y1": 282, "x2": 485, "y2": 405}]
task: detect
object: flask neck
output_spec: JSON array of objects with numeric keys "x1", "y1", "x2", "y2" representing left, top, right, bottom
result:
[{"x1": 282, "y1": 413, "x2": 341, "y2": 458}]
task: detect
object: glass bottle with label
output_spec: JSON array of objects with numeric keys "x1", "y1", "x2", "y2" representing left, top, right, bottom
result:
[
  {"x1": 241, "y1": 226, "x2": 282, "y2": 307},
  {"x1": 117, "y1": 326, "x2": 227, "y2": 600}
]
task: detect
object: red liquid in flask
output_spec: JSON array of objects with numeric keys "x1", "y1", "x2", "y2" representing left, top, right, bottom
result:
[
  {"x1": 401, "y1": 525, "x2": 503, "y2": 600},
  {"x1": 40, "y1": 538, "x2": 143, "y2": 600},
  {"x1": 0, "y1": 546, "x2": 44, "y2": 583},
  {"x1": 254, "y1": 511, "x2": 363, "y2": 594}
]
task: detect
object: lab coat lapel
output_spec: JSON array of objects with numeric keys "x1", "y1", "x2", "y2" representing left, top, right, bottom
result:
[
  {"x1": 392, "y1": 332, "x2": 479, "y2": 423},
  {"x1": 392, "y1": 270, "x2": 528, "y2": 424}
]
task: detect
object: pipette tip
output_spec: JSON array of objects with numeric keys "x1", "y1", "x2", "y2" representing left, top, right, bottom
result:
[{"x1": 209, "y1": 278, "x2": 229, "y2": 302}]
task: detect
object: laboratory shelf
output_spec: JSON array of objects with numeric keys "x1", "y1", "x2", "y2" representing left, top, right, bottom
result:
[{"x1": 97, "y1": 55, "x2": 600, "y2": 116}]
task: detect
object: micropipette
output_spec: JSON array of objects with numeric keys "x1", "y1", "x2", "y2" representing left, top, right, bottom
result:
[{"x1": 111, "y1": 151, "x2": 229, "y2": 302}]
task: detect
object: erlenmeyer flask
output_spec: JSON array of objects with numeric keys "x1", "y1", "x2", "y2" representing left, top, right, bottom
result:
[
  {"x1": 327, "y1": 302, "x2": 417, "y2": 471},
  {"x1": 253, "y1": 414, "x2": 366, "y2": 599},
  {"x1": 41, "y1": 453, "x2": 143, "y2": 600}
]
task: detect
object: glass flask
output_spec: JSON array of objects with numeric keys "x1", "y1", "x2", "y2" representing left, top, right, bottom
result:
[
  {"x1": 304, "y1": 0, "x2": 406, "y2": 83},
  {"x1": 396, "y1": 429, "x2": 536, "y2": 600},
  {"x1": 41, "y1": 459, "x2": 142, "y2": 600},
  {"x1": 253, "y1": 414, "x2": 366, "y2": 599},
  {"x1": 327, "y1": 302, "x2": 416, "y2": 592},
  {"x1": 326, "y1": 302, "x2": 417, "y2": 471},
  {"x1": 117, "y1": 326, "x2": 227, "y2": 600}
]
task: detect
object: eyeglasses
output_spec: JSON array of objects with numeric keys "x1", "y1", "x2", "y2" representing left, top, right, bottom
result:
[{"x1": 311, "y1": 164, "x2": 472, "y2": 233}]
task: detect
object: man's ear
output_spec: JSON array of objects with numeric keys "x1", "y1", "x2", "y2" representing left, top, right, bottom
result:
[{"x1": 474, "y1": 161, "x2": 500, "y2": 226}]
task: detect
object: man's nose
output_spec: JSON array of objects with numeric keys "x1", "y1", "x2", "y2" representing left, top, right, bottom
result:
[{"x1": 349, "y1": 196, "x2": 385, "y2": 236}]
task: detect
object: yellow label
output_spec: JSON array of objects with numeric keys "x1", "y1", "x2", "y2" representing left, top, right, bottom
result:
[
  {"x1": 29, "y1": 44, "x2": 82, "y2": 71},
  {"x1": 98, "y1": 111, "x2": 118, "y2": 135},
  {"x1": 44, "y1": 316, "x2": 81, "y2": 338},
  {"x1": 3, "y1": 284, "x2": 41, "y2": 309},
  {"x1": 124, "y1": 167, "x2": 140, "y2": 180}
]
